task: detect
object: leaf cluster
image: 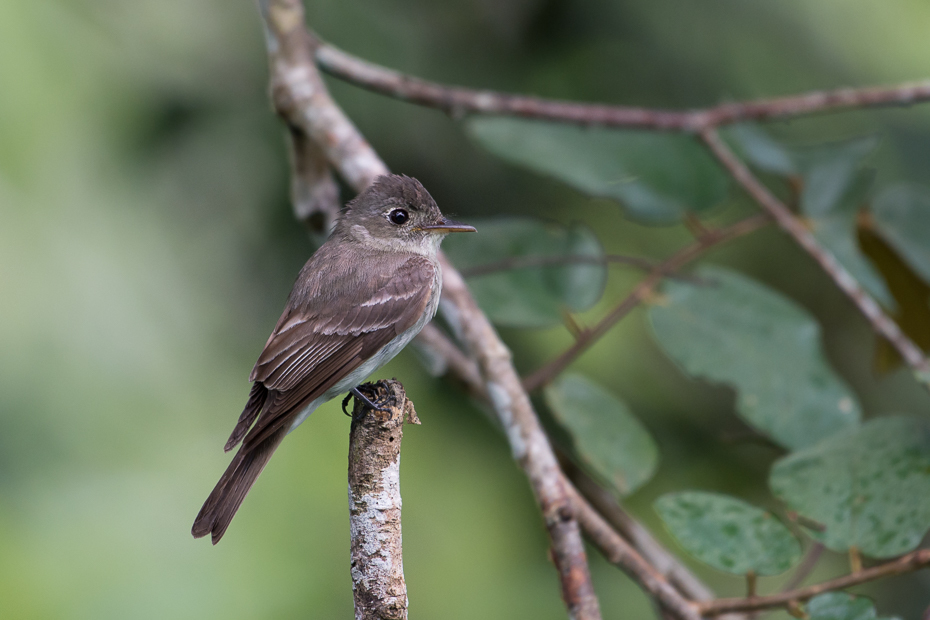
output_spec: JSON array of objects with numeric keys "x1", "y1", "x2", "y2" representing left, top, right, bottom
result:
[{"x1": 457, "y1": 119, "x2": 930, "y2": 618}]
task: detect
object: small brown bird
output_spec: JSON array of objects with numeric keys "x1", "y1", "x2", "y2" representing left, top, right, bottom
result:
[{"x1": 192, "y1": 175, "x2": 475, "y2": 543}]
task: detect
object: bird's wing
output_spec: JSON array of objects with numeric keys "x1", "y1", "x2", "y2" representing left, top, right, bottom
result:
[{"x1": 231, "y1": 255, "x2": 436, "y2": 450}]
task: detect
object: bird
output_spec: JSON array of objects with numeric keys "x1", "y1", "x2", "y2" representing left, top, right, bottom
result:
[{"x1": 192, "y1": 174, "x2": 475, "y2": 544}]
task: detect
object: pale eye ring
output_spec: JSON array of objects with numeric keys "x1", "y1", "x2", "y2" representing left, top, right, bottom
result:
[{"x1": 389, "y1": 208, "x2": 409, "y2": 225}]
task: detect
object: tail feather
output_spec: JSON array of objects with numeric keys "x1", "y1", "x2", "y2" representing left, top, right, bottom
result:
[
  {"x1": 224, "y1": 382, "x2": 268, "y2": 452},
  {"x1": 192, "y1": 427, "x2": 287, "y2": 544}
]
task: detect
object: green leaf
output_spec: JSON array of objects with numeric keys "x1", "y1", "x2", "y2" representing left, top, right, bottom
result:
[
  {"x1": 770, "y1": 415, "x2": 930, "y2": 558},
  {"x1": 648, "y1": 266, "x2": 861, "y2": 450},
  {"x1": 467, "y1": 117, "x2": 729, "y2": 225},
  {"x1": 442, "y1": 217, "x2": 607, "y2": 327},
  {"x1": 549, "y1": 222, "x2": 607, "y2": 313},
  {"x1": 807, "y1": 593, "x2": 900, "y2": 620},
  {"x1": 544, "y1": 374, "x2": 657, "y2": 496},
  {"x1": 872, "y1": 184, "x2": 930, "y2": 285},
  {"x1": 654, "y1": 491, "x2": 801, "y2": 575}
]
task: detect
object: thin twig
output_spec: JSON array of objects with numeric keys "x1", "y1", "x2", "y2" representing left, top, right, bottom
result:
[
  {"x1": 522, "y1": 214, "x2": 771, "y2": 392},
  {"x1": 699, "y1": 548, "x2": 930, "y2": 616},
  {"x1": 461, "y1": 253, "x2": 655, "y2": 277},
  {"x1": 256, "y1": 3, "x2": 602, "y2": 617},
  {"x1": 745, "y1": 572, "x2": 757, "y2": 598},
  {"x1": 315, "y1": 38, "x2": 930, "y2": 132},
  {"x1": 849, "y1": 547, "x2": 863, "y2": 574},
  {"x1": 779, "y1": 543, "x2": 825, "y2": 593},
  {"x1": 700, "y1": 128, "x2": 930, "y2": 388},
  {"x1": 460, "y1": 253, "x2": 699, "y2": 282},
  {"x1": 413, "y1": 323, "x2": 484, "y2": 399},
  {"x1": 348, "y1": 381, "x2": 417, "y2": 620}
]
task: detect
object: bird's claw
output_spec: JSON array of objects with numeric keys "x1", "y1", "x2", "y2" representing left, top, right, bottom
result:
[{"x1": 348, "y1": 385, "x2": 392, "y2": 416}]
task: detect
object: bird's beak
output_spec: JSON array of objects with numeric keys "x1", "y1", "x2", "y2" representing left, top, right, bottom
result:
[{"x1": 420, "y1": 218, "x2": 476, "y2": 234}]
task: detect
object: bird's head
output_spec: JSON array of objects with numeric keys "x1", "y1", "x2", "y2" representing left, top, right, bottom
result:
[{"x1": 336, "y1": 175, "x2": 475, "y2": 255}]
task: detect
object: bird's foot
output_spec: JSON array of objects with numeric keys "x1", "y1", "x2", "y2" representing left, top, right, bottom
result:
[{"x1": 347, "y1": 385, "x2": 392, "y2": 416}]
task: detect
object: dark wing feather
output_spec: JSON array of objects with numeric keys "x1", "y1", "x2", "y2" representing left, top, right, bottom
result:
[
  {"x1": 224, "y1": 382, "x2": 268, "y2": 452},
  {"x1": 241, "y1": 335, "x2": 378, "y2": 448},
  {"x1": 237, "y1": 255, "x2": 436, "y2": 449}
]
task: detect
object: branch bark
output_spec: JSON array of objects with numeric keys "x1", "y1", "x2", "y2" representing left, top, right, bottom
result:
[
  {"x1": 348, "y1": 380, "x2": 419, "y2": 620},
  {"x1": 315, "y1": 38, "x2": 930, "y2": 131},
  {"x1": 288, "y1": 128, "x2": 341, "y2": 235},
  {"x1": 698, "y1": 548, "x2": 930, "y2": 616},
  {"x1": 258, "y1": 0, "x2": 386, "y2": 189}
]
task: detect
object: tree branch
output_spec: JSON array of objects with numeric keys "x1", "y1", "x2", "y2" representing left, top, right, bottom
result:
[
  {"x1": 564, "y1": 483, "x2": 702, "y2": 620},
  {"x1": 699, "y1": 128, "x2": 930, "y2": 387},
  {"x1": 779, "y1": 543, "x2": 825, "y2": 594},
  {"x1": 565, "y1": 462, "x2": 716, "y2": 604},
  {"x1": 439, "y1": 259, "x2": 602, "y2": 619},
  {"x1": 698, "y1": 548, "x2": 930, "y2": 616},
  {"x1": 348, "y1": 380, "x2": 418, "y2": 620},
  {"x1": 257, "y1": 2, "x2": 602, "y2": 617},
  {"x1": 413, "y1": 323, "x2": 484, "y2": 399},
  {"x1": 522, "y1": 213, "x2": 771, "y2": 392},
  {"x1": 287, "y1": 128, "x2": 341, "y2": 235},
  {"x1": 258, "y1": 0, "x2": 387, "y2": 188},
  {"x1": 315, "y1": 38, "x2": 930, "y2": 131}
]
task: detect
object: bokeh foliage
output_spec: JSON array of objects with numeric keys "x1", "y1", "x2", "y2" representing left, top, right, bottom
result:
[{"x1": 3, "y1": 1, "x2": 930, "y2": 619}]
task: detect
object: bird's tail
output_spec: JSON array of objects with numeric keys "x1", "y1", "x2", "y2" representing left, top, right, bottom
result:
[{"x1": 191, "y1": 427, "x2": 286, "y2": 544}]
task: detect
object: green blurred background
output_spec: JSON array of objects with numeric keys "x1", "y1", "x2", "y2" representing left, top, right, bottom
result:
[{"x1": 2, "y1": 0, "x2": 929, "y2": 618}]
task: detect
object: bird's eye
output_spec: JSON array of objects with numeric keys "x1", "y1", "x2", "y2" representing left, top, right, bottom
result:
[{"x1": 389, "y1": 209, "x2": 409, "y2": 225}]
